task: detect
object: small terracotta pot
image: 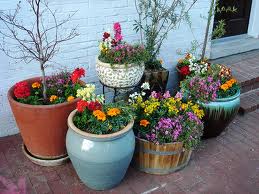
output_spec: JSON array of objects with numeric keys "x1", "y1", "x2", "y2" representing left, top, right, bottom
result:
[{"x1": 8, "y1": 77, "x2": 82, "y2": 159}]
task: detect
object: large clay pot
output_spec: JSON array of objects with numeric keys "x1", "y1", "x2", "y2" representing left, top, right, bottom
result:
[
  {"x1": 199, "y1": 90, "x2": 240, "y2": 139},
  {"x1": 66, "y1": 110, "x2": 135, "y2": 190},
  {"x1": 7, "y1": 77, "x2": 81, "y2": 159},
  {"x1": 141, "y1": 68, "x2": 169, "y2": 93},
  {"x1": 96, "y1": 58, "x2": 144, "y2": 88},
  {"x1": 132, "y1": 137, "x2": 192, "y2": 175}
]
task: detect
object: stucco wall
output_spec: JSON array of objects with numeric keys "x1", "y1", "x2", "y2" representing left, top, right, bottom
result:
[{"x1": 0, "y1": 0, "x2": 211, "y2": 137}]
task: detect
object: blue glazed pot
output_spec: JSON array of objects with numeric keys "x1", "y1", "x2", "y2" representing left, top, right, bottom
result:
[
  {"x1": 66, "y1": 110, "x2": 135, "y2": 190},
  {"x1": 199, "y1": 90, "x2": 240, "y2": 138}
]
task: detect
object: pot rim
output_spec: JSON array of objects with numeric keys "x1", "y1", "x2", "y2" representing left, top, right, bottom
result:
[
  {"x1": 96, "y1": 57, "x2": 144, "y2": 69},
  {"x1": 214, "y1": 89, "x2": 240, "y2": 102},
  {"x1": 7, "y1": 76, "x2": 82, "y2": 109},
  {"x1": 68, "y1": 109, "x2": 134, "y2": 140}
]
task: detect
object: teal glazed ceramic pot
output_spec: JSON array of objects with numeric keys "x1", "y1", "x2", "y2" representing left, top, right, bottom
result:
[
  {"x1": 66, "y1": 110, "x2": 135, "y2": 190},
  {"x1": 199, "y1": 90, "x2": 240, "y2": 139}
]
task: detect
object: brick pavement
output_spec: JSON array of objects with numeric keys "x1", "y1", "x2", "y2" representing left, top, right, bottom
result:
[{"x1": 0, "y1": 110, "x2": 258, "y2": 194}]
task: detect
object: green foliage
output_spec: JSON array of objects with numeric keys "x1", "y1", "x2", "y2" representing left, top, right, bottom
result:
[
  {"x1": 212, "y1": 20, "x2": 226, "y2": 39},
  {"x1": 73, "y1": 103, "x2": 134, "y2": 135},
  {"x1": 134, "y1": 0, "x2": 197, "y2": 69}
]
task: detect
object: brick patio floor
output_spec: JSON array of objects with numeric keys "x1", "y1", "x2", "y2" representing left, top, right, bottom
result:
[{"x1": 0, "y1": 110, "x2": 258, "y2": 194}]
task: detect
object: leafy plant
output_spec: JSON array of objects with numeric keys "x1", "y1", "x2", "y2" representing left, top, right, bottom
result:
[
  {"x1": 73, "y1": 84, "x2": 133, "y2": 134},
  {"x1": 129, "y1": 87, "x2": 204, "y2": 149},
  {"x1": 134, "y1": 0, "x2": 198, "y2": 69}
]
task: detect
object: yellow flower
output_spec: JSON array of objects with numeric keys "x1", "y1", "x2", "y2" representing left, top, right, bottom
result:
[
  {"x1": 192, "y1": 104, "x2": 204, "y2": 119},
  {"x1": 220, "y1": 84, "x2": 229, "y2": 91},
  {"x1": 67, "y1": 96, "x2": 75, "y2": 102},
  {"x1": 50, "y1": 95, "x2": 58, "y2": 102},
  {"x1": 181, "y1": 103, "x2": 188, "y2": 110},
  {"x1": 140, "y1": 119, "x2": 150, "y2": 127},
  {"x1": 32, "y1": 82, "x2": 41, "y2": 89},
  {"x1": 178, "y1": 59, "x2": 183, "y2": 64},
  {"x1": 93, "y1": 110, "x2": 106, "y2": 121},
  {"x1": 159, "y1": 59, "x2": 163, "y2": 64},
  {"x1": 107, "y1": 108, "x2": 121, "y2": 117}
]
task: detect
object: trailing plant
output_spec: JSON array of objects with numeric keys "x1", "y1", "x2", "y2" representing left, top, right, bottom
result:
[
  {"x1": 0, "y1": 0, "x2": 78, "y2": 101},
  {"x1": 99, "y1": 22, "x2": 149, "y2": 66},
  {"x1": 134, "y1": 0, "x2": 198, "y2": 69},
  {"x1": 73, "y1": 84, "x2": 133, "y2": 134}
]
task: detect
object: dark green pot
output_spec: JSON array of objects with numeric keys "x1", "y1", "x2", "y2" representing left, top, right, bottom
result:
[
  {"x1": 199, "y1": 90, "x2": 240, "y2": 139},
  {"x1": 141, "y1": 68, "x2": 169, "y2": 93}
]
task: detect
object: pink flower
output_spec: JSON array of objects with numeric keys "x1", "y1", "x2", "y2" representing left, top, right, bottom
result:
[
  {"x1": 175, "y1": 92, "x2": 183, "y2": 99},
  {"x1": 113, "y1": 22, "x2": 123, "y2": 42},
  {"x1": 163, "y1": 91, "x2": 171, "y2": 99}
]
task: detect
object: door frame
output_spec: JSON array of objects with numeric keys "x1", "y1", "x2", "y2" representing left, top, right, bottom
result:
[{"x1": 248, "y1": 0, "x2": 259, "y2": 38}]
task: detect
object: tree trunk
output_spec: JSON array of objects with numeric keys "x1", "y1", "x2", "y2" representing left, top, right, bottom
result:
[
  {"x1": 201, "y1": 0, "x2": 215, "y2": 60},
  {"x1": 40, "y1": 62, "x2": 47, "y2": 101}
]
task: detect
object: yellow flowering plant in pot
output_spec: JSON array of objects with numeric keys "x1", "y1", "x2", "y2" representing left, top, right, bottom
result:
[
  {"x1": 129, "y1": 84, "x2": 204, "y2": 174},
  {"x1": 66, "y1": 84, "x2": 135, "y2": 190}
]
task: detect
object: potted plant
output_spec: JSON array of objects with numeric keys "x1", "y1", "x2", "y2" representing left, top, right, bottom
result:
[
  {"x1": 181, "y1": 64, "x2": 240, "y2": 138},
  {"x1": 96, "y1": 22, "x2": 149, "y2": 88},
  {"x1": 129, "y1": 85, "x2": 204, "y2": 174},
  {"x1": 0, "y1": 0, "x2": 80, "y2": 165},
  {"x1": 134, "y1": 0, "x2": 198, "y2": 92},
  {"x1": 176, "y1": 53, "x2": 210, "y2": 81},
  {"x1": 66, "y1": 84, "x2": 135, "y2": 190}
]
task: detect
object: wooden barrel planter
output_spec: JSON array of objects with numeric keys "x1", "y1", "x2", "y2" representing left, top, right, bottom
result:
[{"x1": 132, "y1": 137, "x2": 192, "y2": 175}]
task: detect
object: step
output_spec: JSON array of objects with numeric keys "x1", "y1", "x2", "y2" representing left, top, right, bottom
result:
[
  {"x1": 239, "y1": 89, "x2": 259, "y2": 114},
  {"x1": 211, "y1": 49, "x2": 259, "y2": 93}
]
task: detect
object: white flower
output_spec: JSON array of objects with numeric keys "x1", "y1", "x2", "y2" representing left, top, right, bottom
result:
[
  {"x1": 141, "y1": 82, "x2": 150, "y2": 90},
  {"x1": 141, "y1": 92, "x2": 146, "y2": 96}
]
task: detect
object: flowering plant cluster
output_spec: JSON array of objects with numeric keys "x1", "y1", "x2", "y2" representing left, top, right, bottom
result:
[
  {"x1": 177, "y1": 53, "x2": 210, "y2": 77},
  {"x1": 129, "y1": 87, "x2": 204, "y2": 149},
  {"x1": 98, "y1": 22, "x2": 149, "y2": 65},
  {"x1": 180, "y1": 64, "x2": 240, "y2": 102},
  {"x1": 13, "y1": 68, "x2": 85, "y2": 105},
  {"x1": 73, "y1": 84, "x2": 133, "y2": 134}
]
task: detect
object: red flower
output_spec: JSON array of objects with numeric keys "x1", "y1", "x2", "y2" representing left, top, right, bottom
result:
[
  {"x1": 71, "y1": 68, "x2": 85, "y2": 84},
  {"x1": 14, "y1": 81, "x2": 31, "y2": 99},
  {"x1": 77, "y1": 100, "x2": 88, "y2": 113},
  {"x1": 103, "y1": 32, "x2": 110, "y2": 41},
  {"x1": 180, "y1": 66, "x2": 190, "y2": 76},
  {"x1": 87, "y1": 101, "x2": 102, "y2": 111}
]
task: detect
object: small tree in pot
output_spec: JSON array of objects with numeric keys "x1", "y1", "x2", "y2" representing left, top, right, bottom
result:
[
  {"x1": 134, "y1": 0, "x2": 197, "y2": 92},
  {"x1": 0, "y1": 0, "x2": 81, "y2": 164}
]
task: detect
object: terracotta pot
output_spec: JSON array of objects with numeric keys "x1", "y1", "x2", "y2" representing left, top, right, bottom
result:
[
  {"x1": 141, "y1": 68, "x2": 169, "y2": 93},
  {"x1": 8, "y1": 77, "x2": 82, "y2": 159},
  {"x1": 132, "y1": 137, "x2": 192, "y2": 175}
]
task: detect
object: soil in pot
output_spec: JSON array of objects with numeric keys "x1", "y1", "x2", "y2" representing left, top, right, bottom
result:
[
  {"x1": 8, "y1": 77, "x2": 82, "y2": 160},
  {"x1": 66, "y1": 110, "x2": 135, "y2": 190}
]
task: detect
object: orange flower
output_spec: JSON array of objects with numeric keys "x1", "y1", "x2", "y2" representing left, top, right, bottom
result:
[
  {"x1": 67, "y1": 96, "x2": 75, "y2": 102},
  {"x1": 50, "y1": 95, "x2": 58, "y2": 102},
  {"x1": 107, "y1": 108, "x2": 121, "y2": 117},
  {"x1": 32, "y1": 82, "x2": 41, "y2": 89},
  {"x1": 220, "y1": 84, "x2": 229, "y2": 91},
  {"x1": 93, "y1": 110, "x2": 106, "y2": 121},
  {"x1": 229, "y1": 78, "x2": 237, "y2": 85},
  {"x1": 185, "y1": 53, "x2": 192, "y2": 59},
  {"x1": 178, "y1": 59, "x2": 183, "y2": 64},
  {"x1": 140, "y1": 119, "x2": 150, "y2": 127}
]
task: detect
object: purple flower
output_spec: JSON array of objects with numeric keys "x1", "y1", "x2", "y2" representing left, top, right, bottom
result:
[
  {"x1": 163, "y1": 91, "x2": 171, "y2": 99},
  {"x1": 175, "y1": 91, "x2": 183, "y2": 99}
]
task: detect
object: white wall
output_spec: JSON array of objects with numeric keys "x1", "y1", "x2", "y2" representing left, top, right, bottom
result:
[{"x1": 0, "y1": 0, "x2": 211, "y2": 137}]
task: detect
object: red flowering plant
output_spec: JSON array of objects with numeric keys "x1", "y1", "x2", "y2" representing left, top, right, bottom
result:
[
  {"x1": 14, "y1": 68, "x2": 85, "y2": 105},
  {"x1": 73, "y1": 84, "x2": 133, "y2": 134},
  {"x1": 98, "y1": 22, "x2": 149, "y2": 66},
  {"x1": 177, "y1": 53, "x2": 210, "y2": 78}
]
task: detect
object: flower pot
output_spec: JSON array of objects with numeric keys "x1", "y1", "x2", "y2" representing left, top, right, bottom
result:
[
  {"x1": 132, "y1": 137, "x2": 192, "y2": 175},
  {"x1": 66, "y1": 110, "x2": 135, "y2": 190},
  {"x1": 96, "y1": 58, "x2": 144, "y2": 88},
  {"x1": 141, "y1": 68, "x2": 169, "y2": 93},
  {"x1": 199, "y1": 90, "x2": 240, "y2": 139},
  {"x1": 7, "y1": 77, "x2": 81, "y2": 160}
]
